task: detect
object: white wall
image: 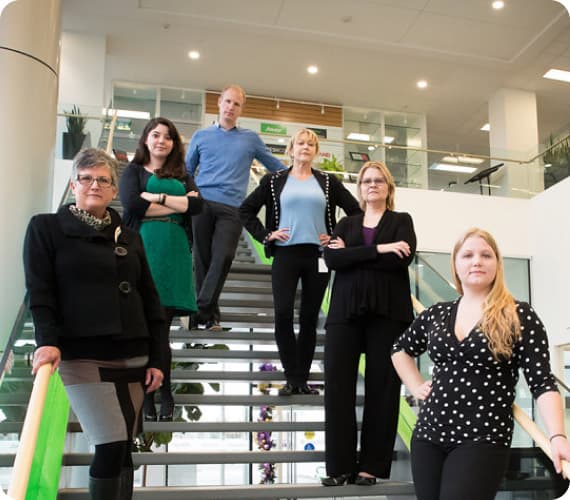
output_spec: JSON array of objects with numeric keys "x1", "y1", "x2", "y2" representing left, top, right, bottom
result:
[
  {"x1": 529, "y1": 176, "x2": 570, "y2": 351},
  {"x1": 344, "y1": 184, "x2": 532, "y2": 257},
  {"x1": 56, "y1": 31, "x2": 107, "y2": 160}
]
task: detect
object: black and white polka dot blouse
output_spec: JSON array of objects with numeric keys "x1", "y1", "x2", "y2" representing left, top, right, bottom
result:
[{"x1": 392, "y1": 300, "x2": 558, "y2": 447}]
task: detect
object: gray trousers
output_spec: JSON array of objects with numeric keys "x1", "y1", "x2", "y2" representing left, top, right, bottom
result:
[{"x1": 192, "y1": 200, "x2": 242, "y2": 322}]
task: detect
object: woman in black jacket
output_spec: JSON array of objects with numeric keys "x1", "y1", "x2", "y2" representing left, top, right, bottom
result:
[
  {"x1": 240, "y1": 128, "x2": 360, "y2": 395},
  {"x1": 321, "y1": 161, "x2": 416, "y2": 486},
  {"x1": 24, "y1": 148, "x2": 166, "y2": 499},
  {"x1": 119, "y1": 117, "x2": 202, "y2": 421}
]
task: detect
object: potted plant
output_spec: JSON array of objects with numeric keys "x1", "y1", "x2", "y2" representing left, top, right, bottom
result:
[
  {"x1": 62, "y1": 105, "x2": 87, "y2": 159},
  {"x1": 318, "y1": 154, "x2": 346, "y2": 181}
]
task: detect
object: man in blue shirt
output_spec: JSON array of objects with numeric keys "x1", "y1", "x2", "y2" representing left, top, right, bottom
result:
[{"x1": 186, "y1": 84, "x2": 284, "y2": 330}]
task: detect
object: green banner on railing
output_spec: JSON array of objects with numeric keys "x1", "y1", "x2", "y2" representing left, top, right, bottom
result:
[{"x1": 25, "y1": 373, "x2": 69, "y2": 500}]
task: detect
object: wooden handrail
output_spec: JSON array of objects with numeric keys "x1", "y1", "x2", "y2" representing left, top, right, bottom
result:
[
  {"x1": 7, "y1": 363, "x2": 52, "y2": 499},
  {"x1": 513, "y1": 403, "x2": 570, "y2": 478}
]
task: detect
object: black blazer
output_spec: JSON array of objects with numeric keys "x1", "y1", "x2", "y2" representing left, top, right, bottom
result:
[
  {"x1": 239, "y1": 167, "x2": 360, "y2": 256},
  {"x1": 324, "y1": 211, "x2": 416, "y2": 323},
  {"x1": 23, "y1": 205, "x2": 166, "y2": 368}
]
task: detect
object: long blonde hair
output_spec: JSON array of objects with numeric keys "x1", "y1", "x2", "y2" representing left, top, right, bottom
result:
[{"x1": 451, "y1": 228, "x2": 521, "y2": 359}]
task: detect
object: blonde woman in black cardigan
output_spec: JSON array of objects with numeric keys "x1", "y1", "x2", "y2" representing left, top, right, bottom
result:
[{"x1": 322, "y1": 161, "x2": 416, "y2": 486}]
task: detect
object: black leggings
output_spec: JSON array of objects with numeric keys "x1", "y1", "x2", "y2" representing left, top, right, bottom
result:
[
  {"x1": 90, "y1": 440, "x2": 132, "y2": 478},
  {"x1": 271, "y1": 245, "x2": 329, "y2": 386},
  {"x1": 411, "y1": 437, "x2": 510, "y2": 500}
]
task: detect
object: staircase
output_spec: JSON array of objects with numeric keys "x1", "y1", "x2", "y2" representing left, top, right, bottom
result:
[{"x1": 50, "y1": 233, "x2": 414, "y2": 498}]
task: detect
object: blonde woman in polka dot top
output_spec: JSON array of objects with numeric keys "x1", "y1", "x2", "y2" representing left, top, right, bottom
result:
[{"x1": 392, "y1": 227, "x2": 570, "y2": 500}]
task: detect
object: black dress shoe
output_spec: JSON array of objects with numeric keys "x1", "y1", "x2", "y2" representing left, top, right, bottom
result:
[
  {"x1": 321, "y1": 473, "x2": 353, "y2": 486},
  {"x1": 278, "y1": 383, "x2": 294, "y2": 396},
  {"x1": 295, "y1": 384, "x2": 319, "y2": 395},
  {"x1": 355, "y1": 475, "x2": 377, "y2": 486}
]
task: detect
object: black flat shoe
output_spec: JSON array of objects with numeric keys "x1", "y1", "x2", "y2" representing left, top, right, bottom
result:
[
  {"x1": 321, "y1": 473, "x2": 353, "y2": 486},
  {"x1": 295, "y1": 384, "x2": 319, "y2": 395},
  {"x1": 355, "y1": 475, "x2": 377, "y2": 486},
  {"x1": 278, "y1": 383, "x2": 294, "y2": 396}
]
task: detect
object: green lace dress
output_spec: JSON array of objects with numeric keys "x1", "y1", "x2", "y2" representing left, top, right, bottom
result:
[{"x1": 139, "y1": 175, "x2": 197, "y2": 314}]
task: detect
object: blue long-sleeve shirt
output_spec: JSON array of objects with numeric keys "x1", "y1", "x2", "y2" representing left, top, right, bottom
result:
[{"x1": 185, "y1": 124, "x2": 284, "y2": 207}]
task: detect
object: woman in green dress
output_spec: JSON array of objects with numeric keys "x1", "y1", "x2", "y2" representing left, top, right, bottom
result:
[{"x1": 120, "y1": 117, "x2": 203, "y2": 421}]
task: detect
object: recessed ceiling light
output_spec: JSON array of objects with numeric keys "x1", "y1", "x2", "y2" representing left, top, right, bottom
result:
[
  {"x1": 430, "y1": 163, "x2": 477, "y2": 174},
  {"x1": 543, "y1": 68, "x2": 570, "y2": 83},
  {"x1": 492, "y1": 1, "x2": 505, "y2": 10},
  {"x1": 417, "y1": 80, "x2": 428, "y2": 89},
  {"x1": 347, "y1": 133, "x2": 370, "y2": 141},
  {"x1": 480, "y1": 123, "x2": 490, "y2": 131},
  {"x1": 307, "y1": 65, "x2": 319, "y2": 75},
  {"x1": 383, "y1": 136, "x2": 395, "y2": 144},
  {"x1": 278, "y1": 138, "x2": 285, "y2": 143},
  {"x1": 368, "y1": 146, "x2": 375, "y2": 151},
  {"x1": 544, "y1": 163, "x2": 552, "y2": 168},
  {"x1": 188, "y1": 50, "x2": 200, "y2": 60}
]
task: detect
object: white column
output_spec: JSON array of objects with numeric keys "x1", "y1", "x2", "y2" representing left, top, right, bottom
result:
[
  {"x1": 0, "y1": 0, "x2": 61, "y2": 346},
  {"x1": 488, "y1": 88, "x2": 543, "y2": 198}
]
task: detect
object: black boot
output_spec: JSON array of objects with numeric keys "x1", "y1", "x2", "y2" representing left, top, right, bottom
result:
[
  {"x1": 89, "y1": 475, "x2": 120, "y2": 500},
  {"x1": 118, "y1": 466, "x2": 134, "y2": 500},
  {"x1": 159, "y1": 378, "x2": 174, "y2": 421},
  {"x1": 143, "y1": 391, "x2": 157, "y2": 421}
]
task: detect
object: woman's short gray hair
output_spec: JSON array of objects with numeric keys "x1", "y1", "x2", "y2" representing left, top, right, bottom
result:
[{"x1": 71, "y1": 148, "x2": 119, "y2": 186}]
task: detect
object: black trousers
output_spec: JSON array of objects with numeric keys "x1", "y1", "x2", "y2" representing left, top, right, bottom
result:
[
  {"x1": 271, "y1": 245, "x2": 329, "y2": 386},
  {"x1": 411, "y1": 437, "x2": 510, "y2": 500},
  {"x1": 192, "y1": 200, "x2": 243, "y2": 322},
  {"x1": 324, "y1": 315, "x2": 407, "y2": 478}
]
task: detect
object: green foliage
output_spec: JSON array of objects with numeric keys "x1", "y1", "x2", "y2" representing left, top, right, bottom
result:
[
  {"x1": 65, "y1": 105, "x2": 86, "y2": 136},
  {"x1": 318, "y1": 154, "x2": 345, "y2": 181}
]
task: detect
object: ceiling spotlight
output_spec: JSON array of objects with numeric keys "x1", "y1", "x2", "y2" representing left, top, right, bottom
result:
[
  {"x1": 480, "y1": 123, "x2": 491, "y2": 131},
  {"x1": 417, "y1": 80, "x2": 428, "y2": 89},
  {"x1": 188, "y1": 50, "x2": 200, "y2": 60},
  {"x1": 492, "y1": 0, "x2": 505, "y2": 9},
  {"x1": 307, "y1": 65, "x2": 319, "y2": 75}
]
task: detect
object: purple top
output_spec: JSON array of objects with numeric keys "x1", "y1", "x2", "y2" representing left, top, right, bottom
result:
[{"x1": 362, "y1": 226, "x2": 376, "y2": 246}]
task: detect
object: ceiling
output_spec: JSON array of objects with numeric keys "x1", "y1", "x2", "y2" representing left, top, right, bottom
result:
[{"x1": 61, "y1": 0, "x2": 570, "y2": 157}]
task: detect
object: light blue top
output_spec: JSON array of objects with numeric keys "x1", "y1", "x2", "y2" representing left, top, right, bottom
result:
[
  {"x1": 185, "y1": 124, "x2": 284, "y2": 207},
  {"x1": 276, "y1": 175, "x2": 326, "y2": 247}
]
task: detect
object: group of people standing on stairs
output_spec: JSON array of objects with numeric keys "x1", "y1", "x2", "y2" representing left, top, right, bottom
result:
[{"x1": 23, "y1": 82, "x2": 570, "y2": 500}]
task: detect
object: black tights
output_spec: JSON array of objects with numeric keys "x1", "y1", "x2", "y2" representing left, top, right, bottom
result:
[{"x1": 90, "y1": 440, "x2": 132, "y2": 478}]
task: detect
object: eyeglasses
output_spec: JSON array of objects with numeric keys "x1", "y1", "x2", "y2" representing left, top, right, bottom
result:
[
  {"x1": 76, "y1": 175, "x2": 114, "y2": 188},
  {"x1": 360, "y1": 177, "x2": 387, "y2": 186}
]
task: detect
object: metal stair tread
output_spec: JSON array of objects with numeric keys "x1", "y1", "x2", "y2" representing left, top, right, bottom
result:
[
  {"x1": 57, "y1": 480, "x2": 416, "y2": 499},
  {"x1": 169, "y1": 330, "x2": 325, "y2": 345},
  {"x1": 172, "y1": 350, "x2": 324, "y2": 362},
  {"x1": 170, "y1": 370, "x2": 324, "y2": 382}
]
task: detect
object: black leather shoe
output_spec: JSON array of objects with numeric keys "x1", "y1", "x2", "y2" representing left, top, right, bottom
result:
[
  {"x1": 355, "y1": 475, "x2": 377, "y2": 486},
  {"x1": 295, "y1": 384, "x2": 319, "y2": 395},
  {"x1": 278, "y1": 383, "x2": 294, "y2": 396},
  {"x1": 321, "y1": 473, "x2": 353, "y2": 486}
]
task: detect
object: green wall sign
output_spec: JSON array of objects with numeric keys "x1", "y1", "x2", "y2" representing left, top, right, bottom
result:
[{"x1": 261, "y1": 123, "x2": 287, "y2": 135}]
